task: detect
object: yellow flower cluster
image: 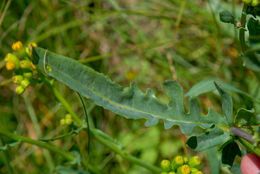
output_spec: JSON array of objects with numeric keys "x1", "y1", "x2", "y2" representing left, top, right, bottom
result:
[
  {"x1": 60, "y1": 114, "x2": 73, "y2": 125},
  {"x1": 4, "y1": 41, "x2": 37, "y2": 95},
  {"x1": 242, "y1": 0, "x2": 259, "y2": 6},
  {"x1": 160, "y1": 156, "x2": 203, "y2": 174}
]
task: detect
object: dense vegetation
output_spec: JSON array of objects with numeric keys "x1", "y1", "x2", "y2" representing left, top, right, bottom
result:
[{"x1": 0, "y1": 0, "x2": 259, "y2": 174}]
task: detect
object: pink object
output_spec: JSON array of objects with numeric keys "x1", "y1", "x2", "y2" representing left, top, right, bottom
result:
[{"x1": 241, "y1": 153, "x2": 260, "y2": 174}]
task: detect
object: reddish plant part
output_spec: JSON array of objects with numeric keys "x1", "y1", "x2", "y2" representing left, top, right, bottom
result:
[{"x1": 241, "y1": 153, "x2": 260, "y2": 174}]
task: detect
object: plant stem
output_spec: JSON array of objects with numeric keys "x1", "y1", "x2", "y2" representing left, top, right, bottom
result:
[
  {"x1": 52, "y1": 85, "x2": 82, "y2": 126},
  {"x1": 231, "y1": 127, "x2": 255, "y2": 144},
  {"x1": 50, "y1": 84, "x2": 161, "y2": 172},
  {"x1": 238, "y1": 138, "x2": 260, "y2": 156},
  {"x1": 0, "y1": 129, "x2": 75, "y2": 161},
  {"x1": 89, "y1": 128, "x2": 162, "y2": 173},
  {"x1": 239, "y1": 4, "x2": 248, "y2": 54}
]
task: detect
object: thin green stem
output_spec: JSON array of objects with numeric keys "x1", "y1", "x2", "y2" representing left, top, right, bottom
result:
[
  {"x1": 51, "y1": 85, "x2": 82, "y2": 126},
  {"x1": 239, "y1": 4, "x2": 248, "y2": 54},
  {"x1": 0, "y1": 0, "x2": 12, "y2": 28},
  {"x1": 49, "y1": 83, "x2": 161, "y2": 172},
  {"x1": 0, "y1": 129, "x2": 75, "y2": 161},
  {"x1": 89, "y1": 128, "x2": 162, "y2": 173},
  {"x1": 238, "y1": 138, "x2": 260, "y2": 156}
]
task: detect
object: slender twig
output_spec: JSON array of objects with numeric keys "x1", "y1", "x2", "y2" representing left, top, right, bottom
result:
[
  {"x1": 77, "y1": 92, "x2": 90, "y2": 173},
  {"x1": 239, "y1": 4, "x2": 248, "y2": 54},
  {"x1": 0, "y1": 129, "x2": 75, "y2": 161}
]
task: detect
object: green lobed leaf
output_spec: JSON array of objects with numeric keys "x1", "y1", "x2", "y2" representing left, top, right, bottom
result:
[
  {"x1": 32, "y1": 47, "x2": 229, "y2": 135},
  {"x1": 0, "y1": 140, "x2": 21, "y2": 151},
  {"x1": 186, "y1": 127, "x2": 230, "y2": 151},
  {"x1": 247, "y1": 17, "x2": 260, "y2": 47}
]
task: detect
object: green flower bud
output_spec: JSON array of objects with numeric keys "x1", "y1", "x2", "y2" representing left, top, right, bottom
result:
[
  {"x1": 242, "y1": 0, "x2": 251, "y2": 3},
  {"x1": 161, "y1": 160, "x2": 171, "y2": 172},
  {"x1": 65, "y1": 114, "x2": 71, "y2": 120},
  {"x1": 191, "y1": 171, "x2": 203, "y2": 174},
  {"x1": 5, "y1": 53, "x2": 19, "y2": 69},
  {"x1": 60, "y1": 119, "x2": 65, "y2": 125},
  {"x1": 15, "y1": 86, "x2": 24, "y2": 95},
  {"x1": 188, "y1": 156, "x2": 201, "y2": 168},
  {"x1": 177, "y1": 165, "x2": 191, "y2": 174},
  {"x1": 252, "y1": 0, "x2": 259, "y2": 6},
  {"x1": 21, "y1": 79, "x2": 30, "y2": 88},
  {"x1": 172, "y1": 156, "x2": 184, "y2": 170},
  {"x1": 65, "y1": 118, "x2": 72, "y2": 125},
  {"x1": 12, "y1": 75, "x2": 23, "y2": 84},
  {"x1": 23, "y1": 72, "x2": 33, "y2": 79},
  {"x1": 20, "y1": 60, "x2": 31, "y2": 69},
  {"x1": 168, "y1": 172, "x2": 176, "y2": 174},
  {"x1": 191, "y1": 168, "x2": 198, "y2": 173}
]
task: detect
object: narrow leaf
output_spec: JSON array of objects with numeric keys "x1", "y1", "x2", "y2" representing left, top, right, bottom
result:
[
  {"x1": 186, "y1": 127, "x2": 230, "y2": 151},
  {"x1": 32, "y1": 47, "x2": 229, "y2": 135},
  {"x1": 214, "y1": 82, "x2": 233, "y2": 126}
]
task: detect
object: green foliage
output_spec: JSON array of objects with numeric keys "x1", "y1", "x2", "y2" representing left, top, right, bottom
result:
[
  {"x1": 32, "y1": 47, "x2": 229, "y2": 135},
  {"x1": 219, "y1": 10, "x2": 235, "y2": 24}
]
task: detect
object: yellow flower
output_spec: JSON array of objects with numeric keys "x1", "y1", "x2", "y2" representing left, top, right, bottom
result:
[
  {"x1": 27, "y1": 42, "x2": 37, "y2": 47},
  {"x1": 12, "y1": 41, "x2": 23, "y2": 51},
  {"x1": 30, "y1": 62, "x2": 36, "y2": 69},
  {"x1": 15, "y1": 86, "x2": 25, "y2": 95},
  {"x1": 252, "y1": 0, "x2": 259, "y2": 6},
  {"x1": 6, "y1": 61, "x2": 15, "y2": 70},
  {"x1": 177, "y1": 165, "x2": 191, "y2": 174}
]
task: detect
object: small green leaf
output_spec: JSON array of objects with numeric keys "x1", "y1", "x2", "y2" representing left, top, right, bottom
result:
[
  {"x1": 248, "y1": 17, "x2": 260, "y2": 52},
  {"x1": 235, "y1": 108, "x2": 258, "y2": 125},
  {"x1": 219, "y1": 10, "x2": 235, "y2": 24},
  {"x1": 185, "y1": 78, "x2": 259, "y2": 103},
  {"x1": 186, "y1": 127, "x2": 230, "y2": 151},
  {"x1": 215, "y1": 82, "x2": 233, "y2": 126},
  {"x1": 221, "y1": 141, "x2": 241, "y2": 166}
]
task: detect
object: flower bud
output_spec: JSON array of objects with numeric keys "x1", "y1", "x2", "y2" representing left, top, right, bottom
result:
[
  {"x1": 65, "y1": 114, "x2": 71, "y2": 120},
  {"x1": 188, "y1": 156, "x2": 201, "y2": 168},
  {"x1": 65, "y1": 118, "x2": 72, "y2": 125},
  {"x1": 20, "y1": 60, "x2": 31, "y2": 69},
  {"x1": 28, "y1": 42, "x2": 37, "y2": 47},
  {"x1": 191, "y1": 171, "x2": 203, "y2": 174},
  {"x1": 168, "y1": 172, "x2": 176, "y2": 174},
  {"x1": 252, "y1": 0, "x2": 259, "y2": 6},
  {"x1": 242, "y1": 0, "x2": 251, "y2": 3},
  {"x1": 23, "y1": 72, "x2": 33, "y2": 79},
  {"x1": 6, "y1": 61, "x2": 15, "y2": 70},
  {"x1": 161, "y1": 160, "x2": 171, "y2": 172},
  {"x1": 5, "y1": 53, "x2": 19, "y2": 69},
  {"x1": 12, "y1": 41, "x2": 23, "y2": 51},
  {"x1": 12, "y1": 75, "x2": 23, "y2": 84},
  {"x1": 191, "y1": 168, "x2": 198, "y2": 173},
  {"x1": 172, "y1": 156, "x2": 184, "y2": 170},
  {"x1": 21, "y1": 79, "x2": 30, "y2": 88},
  {"x1": 177, "y1": 165, "x2": 191, "y2": 174},
  {"x1": 60, "y1": 119, "x2": 65, "y2": 125},
  {"x1": 15, "y1": 86, "x2": 24, "y2": 95}
]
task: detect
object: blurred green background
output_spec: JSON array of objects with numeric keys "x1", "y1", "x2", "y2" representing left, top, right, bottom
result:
[{"x1": 0, "y1": 0, "x2": 259, "y2": 173}]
